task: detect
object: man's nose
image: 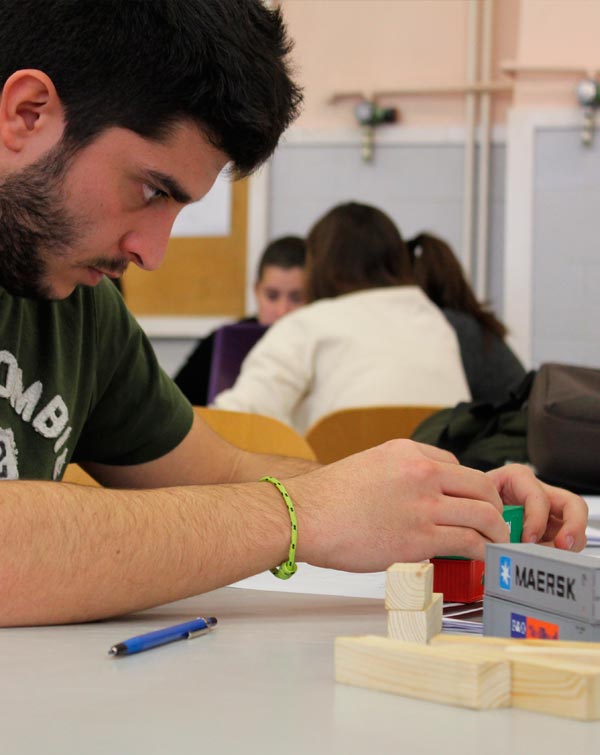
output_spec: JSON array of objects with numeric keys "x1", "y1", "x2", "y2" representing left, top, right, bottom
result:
[{"x1": 119, "y1": 215, "x2": 177, "y2": 271}]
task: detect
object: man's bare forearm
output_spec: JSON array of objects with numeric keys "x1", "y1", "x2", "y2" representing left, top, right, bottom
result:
[
  {"x1": 227, "y1": 450, "x2": 320, "y2": 483},
  {"x1": 0, "y1": 480, "x2": 295, "y2": 626},
  {"x1": 0, "y1": 441, "x2": 589, "y2": 628}
]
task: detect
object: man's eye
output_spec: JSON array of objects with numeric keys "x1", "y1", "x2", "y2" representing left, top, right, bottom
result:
[{"x1": 142, "y1": 184, "x2": 168, "y2": 203}]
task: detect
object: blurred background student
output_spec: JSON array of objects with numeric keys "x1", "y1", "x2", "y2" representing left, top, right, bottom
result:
[
  {"x1": 408, "y1": 233, "x2": 526, "y2": 403},
  {"x1": 214, "y1": 202, "x2": 469, "y2": 432},
  {"x1": 174, "y1": 235, "x2": 306, "y2": 405}
]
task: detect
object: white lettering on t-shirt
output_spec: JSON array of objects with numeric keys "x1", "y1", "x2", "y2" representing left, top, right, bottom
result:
[
  {"x1": 0, "y1": 427, "x2": 19, "y2": 480},
  {"x1": 54, "y1": 426, "x2": 72, "y2": 453},
  {"x1": 10, "y1": 373, "x2": 43, "y2": 422},
  {"x1": 0, "y1": 351, "x2": 44, "y2": 421},
  {"x1": 0, "y1": 350, "x2": 19, "y2": 398},
  {"x1": 0, "y1": 349, "x2": 73, "y2": 478},
  {"x1": 33, "y1": 395, "x2": 69, "y2": 439},
  {"x1": 53, "y1": 447, "x2": 69, "y2": 480}
]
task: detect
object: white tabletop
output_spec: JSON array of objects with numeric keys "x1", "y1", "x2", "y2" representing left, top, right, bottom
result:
[{"x1": 2, "y1": 586, "x2": 600, "y2": 754}]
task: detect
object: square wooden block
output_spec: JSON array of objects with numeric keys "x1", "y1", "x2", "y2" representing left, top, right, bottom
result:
[
  {"x1": 387, "y1": 592, "x2": 443, "y2": 644},
  {"x1": 385, "y1": 561, "x2": 433, "y2": 610}
]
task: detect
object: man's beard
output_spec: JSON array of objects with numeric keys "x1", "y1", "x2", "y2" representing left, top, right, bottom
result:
[{"x1": 0, "y1": 141, "x2": 81, "y2": 300}]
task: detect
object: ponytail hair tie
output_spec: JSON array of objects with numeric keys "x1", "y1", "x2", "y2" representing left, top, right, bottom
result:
[{"x1": 408, "y1": 235, "x2": 424, "y2": 262}]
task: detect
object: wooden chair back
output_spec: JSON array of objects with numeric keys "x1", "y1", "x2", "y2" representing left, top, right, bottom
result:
[
  {"x1": 63, "y1": 463, "x2": 100, "y2": 486},
  {"x1": 305, "y1": 405, "x2": 443, "y2": 464},
  {"x1": 196, "y1": 407, "x2": 316, "y2": 460}
]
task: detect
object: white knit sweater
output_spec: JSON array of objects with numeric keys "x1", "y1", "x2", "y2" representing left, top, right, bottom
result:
[{"x1": 214, "y1": 287, "x2": 470, "y2": 433}]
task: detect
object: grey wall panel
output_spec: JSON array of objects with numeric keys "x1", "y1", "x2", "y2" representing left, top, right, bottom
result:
[
  {"x1": 533, "y1": 129, "x2": 600, "y2": 367},
  {"x1": 270, "y1": 143, "x2": 464, "y2": 250},
  {"x1": 269, "y1": 140, "x2": 506, "y2": 316},
  {"x1": 150, "y1": 338, "x2": 199, "y2": 378}
]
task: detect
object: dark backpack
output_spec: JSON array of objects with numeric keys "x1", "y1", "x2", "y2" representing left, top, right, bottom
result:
[
  {"x1": 527, "y1": 362, "x2": 600, "y2": 493},
  {"x1": 410, "y1": 372, "x2": 535, "y2": 471}
]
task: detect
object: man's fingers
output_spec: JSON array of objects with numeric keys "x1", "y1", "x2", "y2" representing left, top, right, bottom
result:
[
  {"x1": 428, "y1": 524, "x2": 497, "y2": 561},
  {"x1": 439, "y1": 464, "x2": 504, "y2": 514},
  {"x1": 486, "y1": 465, "x2": 588, "y2": 551},
  {"x1": 541, "y1": 483, "x2": 588, "y2": 550},
  {"x1": 433, "y1": 496, "x2": 509, "y2": 545}
]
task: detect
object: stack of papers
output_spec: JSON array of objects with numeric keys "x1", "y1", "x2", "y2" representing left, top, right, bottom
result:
[
  {"x1": 586, "y1": 525, "x2": 600, "y2": 547},
  {"x1": 231, "y1": 564, "x2": 386, "y2": 599},
  {"x1": 442, "y1": 602, "x2": 484, "y2": 634}
]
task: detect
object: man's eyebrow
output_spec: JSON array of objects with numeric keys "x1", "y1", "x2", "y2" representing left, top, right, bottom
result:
[{"x1": 144, "y1": 170, "x2": 193, "y2": 204}]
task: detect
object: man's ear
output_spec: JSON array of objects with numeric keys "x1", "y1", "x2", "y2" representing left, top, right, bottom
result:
[{"x1": 0, "y1": 69, "x2": 64, "y2": 156}]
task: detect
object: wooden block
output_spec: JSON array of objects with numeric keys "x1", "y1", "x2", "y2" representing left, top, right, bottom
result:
[
  {"x1": 432, "y1": 635, "x2": 600, "y2": 720},
  {"x1": 385, "y1": 561, "x2": 433, "y2": 610},
  {"x1": 504, "y1": 645, "x2": 600, "y2": 666},
  {"x1": 335, "y1": 635, "x2": 511, "y2": 710},
  {"x1": 508, "y1": 654, "x2": 600, "y2": 721},
  {"x1": 387, "y1": 593, "x2": 443, "y2": 643},
  {"x1": 431, "y1": 635, "x2": 600, "y2": 652}
]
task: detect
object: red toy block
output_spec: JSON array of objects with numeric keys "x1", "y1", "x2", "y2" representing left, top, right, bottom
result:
[{"x1": 431, "y1": 558, "x2": 485, "y2": 603}]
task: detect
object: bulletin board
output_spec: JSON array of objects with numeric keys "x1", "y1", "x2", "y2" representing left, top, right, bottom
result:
[{"x1": 122, "y1": 178, "x2": 248, "y2": 316}]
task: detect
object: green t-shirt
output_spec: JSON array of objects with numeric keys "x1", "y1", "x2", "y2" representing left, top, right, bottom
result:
[{"x1": 0, "y1": 279, "x2": 193, "y2": 481}]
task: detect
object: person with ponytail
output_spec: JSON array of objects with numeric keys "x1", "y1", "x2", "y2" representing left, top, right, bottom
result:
[{"x1": 408, "y1": 233, "x2": 526, "y2": 403}]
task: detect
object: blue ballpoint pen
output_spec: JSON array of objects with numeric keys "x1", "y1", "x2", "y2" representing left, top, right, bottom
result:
[{"x1": 108, "y1": 616, "x2": 217, "y2": 656}]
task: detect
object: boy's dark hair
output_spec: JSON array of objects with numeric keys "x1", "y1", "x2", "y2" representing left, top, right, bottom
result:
[
  {"x1": 305, "y1": 202, "x2": 414, "y2": 302},
  {"x1": 0, "y1": 0, "x2": 302, "y2": 177},
  {"x1": 408, "y1": 232, "x2": 507, "y2": 340},
  {"x1": 257, "y1": 236, "x2": 306, "y2": 281}
]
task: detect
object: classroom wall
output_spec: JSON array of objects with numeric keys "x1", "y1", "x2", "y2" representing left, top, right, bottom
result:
[
  {"x1": 514, "y1": 0, "x2": 600, "y2": 108},
  {"x1": 282, "y1": 0, "x2": 600, "y2": 125},
  {"x1": 281, "y1": 0, "x2": 517, "y2": 128}
]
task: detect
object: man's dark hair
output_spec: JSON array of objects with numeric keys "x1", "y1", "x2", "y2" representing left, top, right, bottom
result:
[
  {"x1": 256, "y1": 235, "x2": 306, "y2": 281},
  {"x1": 0, "y1": 0, "x2": 303, "y2": 176},
  {"x1": 305, "y1": 202, "x2": 414, "y2": 302}
]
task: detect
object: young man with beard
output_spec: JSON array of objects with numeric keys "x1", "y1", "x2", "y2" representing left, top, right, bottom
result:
[{"x1": 0, "y1": 0, "x2": 588, "y2": 627}]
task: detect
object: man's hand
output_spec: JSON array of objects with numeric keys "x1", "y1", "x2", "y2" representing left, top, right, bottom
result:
[
  {"x1": 287, "y1": 439, "x2": 510, "y2": 571},
  {"x1": 486, "y1": 464, "x2": 588, "y2": 551},
  {"x1": 287, "y1": 441, "x2": 589, "y2": 574}
]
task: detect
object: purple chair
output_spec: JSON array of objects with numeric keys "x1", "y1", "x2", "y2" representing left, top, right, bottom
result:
[{"x1": 207, "y1": 321, "x2": 268, "y2": 404}]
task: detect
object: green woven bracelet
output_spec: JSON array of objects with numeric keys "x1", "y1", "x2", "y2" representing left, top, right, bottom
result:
[{"x1": 260, "y1": 476, "x2": 298, "y2": 580}]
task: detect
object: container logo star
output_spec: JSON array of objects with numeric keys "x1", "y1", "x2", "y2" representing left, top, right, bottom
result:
[{"x1": 499, "y1": 556, "x2": 512, "y2": 590}]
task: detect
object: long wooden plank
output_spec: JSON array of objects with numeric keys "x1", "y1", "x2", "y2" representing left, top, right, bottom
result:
[
  {"x1": 432, "y1": 635, "x2": 600, "y2": 720},
  {"x1": 505, "y1": 645, "x2": 600, "y2": 666},
  {"x1": 431, "y1": 635, "x2": 600, "y2": 652},
  {"x1": 335, "y1": 635, "x2": 510, "y2": 710}
]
